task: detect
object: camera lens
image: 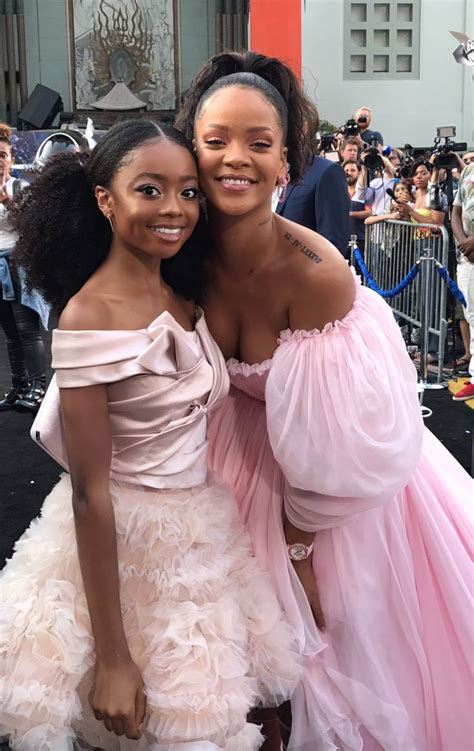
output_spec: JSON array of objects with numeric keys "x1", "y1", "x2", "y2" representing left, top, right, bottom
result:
[{"x1": 363, "y1": 147, "x2": 384, "y2": 171}]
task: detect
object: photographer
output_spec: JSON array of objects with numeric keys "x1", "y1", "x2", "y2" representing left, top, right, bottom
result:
[
  {"x1": 316, "y1": 131, "x2": 340, "y2": 161},
  {"x1": 452, "y1": 163, "x2": 474, "y2": 401},
  {"x1": 352, "y1": 155, "x2": 396, "y2": 283},
  {"x1": 356, "y1": 154, "x2": 397, "y2": 216},
  {"x1": 386, "y1": 147, "x2": 404, "y2": 170},
  {"x1": 354, "y1": 106, "x2": 383, "y2": 151},
  {"x1": 339, "y1": 137, "x2": 360, "y2": 164}
]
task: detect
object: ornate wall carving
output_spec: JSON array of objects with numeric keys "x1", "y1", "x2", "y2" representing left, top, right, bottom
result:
[{"x1": 69, "y1": 0, "x2": 176, "y2": 112}]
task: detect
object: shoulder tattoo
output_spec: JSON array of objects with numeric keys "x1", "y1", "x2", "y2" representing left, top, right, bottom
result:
[{"x1": 284, "y1": 232, "x2": 322, "y2": 264}]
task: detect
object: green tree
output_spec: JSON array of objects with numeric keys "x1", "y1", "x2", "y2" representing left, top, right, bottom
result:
[{"x1": 319, "y1": 119, "x2": 338, "y2": 134}]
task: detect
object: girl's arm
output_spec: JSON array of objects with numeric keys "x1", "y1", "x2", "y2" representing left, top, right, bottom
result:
[
  {"x1": 60, "y1": 374, "x2": 146, "y2": 739},
  {"x1": 364, "y1": 211, "x2": 398, "y2": 226}
]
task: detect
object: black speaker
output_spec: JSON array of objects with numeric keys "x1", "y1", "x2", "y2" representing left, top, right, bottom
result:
[{"x1": 18, "y1": 84, "x2": 64, "y2": 129}]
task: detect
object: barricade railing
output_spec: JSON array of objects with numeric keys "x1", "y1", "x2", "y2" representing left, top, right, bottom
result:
[{"x1": 352, "y1": 219, "x2": 450, "y2": 385}]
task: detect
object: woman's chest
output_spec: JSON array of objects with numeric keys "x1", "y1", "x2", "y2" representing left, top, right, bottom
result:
[
  {"x1": 204, "y1": 288, "x2": 289, "y2": 365},
  {"x1": 414, "y1": 191, "x2": 428, "y2": 210}
]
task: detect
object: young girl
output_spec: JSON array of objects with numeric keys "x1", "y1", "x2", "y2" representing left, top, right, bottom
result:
[
  {"x1": 0, "y1": 120, "x2": 299, "y2": 750},
  {"x1": 176, "y1": 52, "x2": 472, "y2": 751},
  {"x1": 364, "y1": 181, "x2": 413, "y2": 225}
]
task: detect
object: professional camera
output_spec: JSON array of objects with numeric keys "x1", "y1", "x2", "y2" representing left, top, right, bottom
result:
[
  {"x1": 360, "y1": 143, "x2": 384, "y2": 172},
  {"x1": 397, "y1": 158, "x2": 415, "y2": 179},
  {"x1": 395, "y1": 153, "x2": 415, "y2": 179},
  {"x1": 318, "y1": 132, "x2": 337, "y2": 152},
  {"x1": 430, "y1": 126, "x2": 467, "y2": 170},
  {"x1": 341, "y1": 118, "x2": 359, "y2": 137}
]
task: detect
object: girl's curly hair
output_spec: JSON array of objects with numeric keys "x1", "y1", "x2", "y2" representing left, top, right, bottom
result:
[
  {"x1": 10, "y1": 120, "x2": 210, "y2": 314},
  {"x1": 175, "y1": 51, "x2": 319, "y2": 183}
]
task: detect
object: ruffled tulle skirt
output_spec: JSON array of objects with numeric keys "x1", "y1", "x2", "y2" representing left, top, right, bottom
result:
[
  {"x1": 0, "y1": 474, "x2": 299, "y2": 750},
  {"x1": 208, "y1": 386, "x2": 473, "y2": 751}
]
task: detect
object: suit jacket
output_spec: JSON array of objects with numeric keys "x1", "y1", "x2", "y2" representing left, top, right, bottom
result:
[{"x1": 276, "y1": 156, "x2": 351, "y2": 257}]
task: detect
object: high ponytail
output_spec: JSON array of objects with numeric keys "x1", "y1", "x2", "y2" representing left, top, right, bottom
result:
[{"x1": 175, "y1": 51, "x2": 319, "y2": 183}]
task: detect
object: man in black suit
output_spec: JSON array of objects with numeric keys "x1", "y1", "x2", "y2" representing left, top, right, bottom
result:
[{"x1": 276, "y1": 155, "x2": 351, "y2": 258}]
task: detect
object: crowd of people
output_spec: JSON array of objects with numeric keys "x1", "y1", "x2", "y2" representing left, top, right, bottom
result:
[
  {"x1": 0, "y1": 50, "x2": 472, "y2": 751},
  {"x1": 311, "y1": 112, "x2": 474, "y2": 393},
  {"x1": 2, "y1": 99, "x2": 474, "y2": 410}
]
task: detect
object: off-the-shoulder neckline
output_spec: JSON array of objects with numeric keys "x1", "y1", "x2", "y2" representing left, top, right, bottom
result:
[
  {"x1": 55, "y1": 306, "x2": 203, "y2": 336},
  {"x1": 228, "y1": 273, "x2": 364, "y2": 371}
]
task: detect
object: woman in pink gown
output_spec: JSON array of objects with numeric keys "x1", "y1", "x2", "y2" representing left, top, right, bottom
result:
[{"x1": 176, "y1": 52, "x2": 473, "y2": 750}]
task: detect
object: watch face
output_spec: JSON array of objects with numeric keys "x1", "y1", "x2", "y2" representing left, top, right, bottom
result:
[{"x1": 288, "y1": 543, "x2": 309, "y2": 561}]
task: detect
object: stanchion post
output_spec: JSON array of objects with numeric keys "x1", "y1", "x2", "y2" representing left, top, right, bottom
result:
[
  {"x1": 418, "y1": 251, "x2": 445, "y2": 391},
  {"x1": 349, "y1": 234, "x2": 357, "y2": 266},
  {"x1": 419, "y1": 255, "x2": 430, "y2": 387}
]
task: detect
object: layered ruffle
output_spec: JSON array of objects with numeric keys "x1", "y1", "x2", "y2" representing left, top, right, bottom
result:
[{"x1": 1, "y1": 474, "x2": 299, "y2": 750}]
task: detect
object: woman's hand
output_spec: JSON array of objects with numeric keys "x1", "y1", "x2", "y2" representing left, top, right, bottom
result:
[
  {"x1": 459, "y1": 235, "x2": 474, "y2": 262},
  {"x1": 90, "y1": 659, "x2": 147, "y2": 739},
  {"x1": 396, "y1": 190, "x2": 411, "y2": 205},
  {"x1": 396, "y1": 202, "x2": 411, "y2": 219},
  {"x1": 292, "y1": 558, "x2": 326, "y2": 631}
]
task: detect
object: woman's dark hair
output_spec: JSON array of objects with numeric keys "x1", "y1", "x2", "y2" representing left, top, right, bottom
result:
[
  {"x1": 10, "y1": 119, "x2": 210, "y2": 313},
  {"x1": 196, "y1": 72, "x2": 289, "y2": 141},
  {"x1": 175, "y1": 51, "x2": 319, "y2": 183},
  {"x1": 410, "y1": 158, "x2": 433, "y2": 177}
]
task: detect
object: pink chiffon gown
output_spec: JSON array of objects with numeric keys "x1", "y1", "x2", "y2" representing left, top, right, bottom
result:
[
  {"x1": 0, "y1": 310, "x2": 299, "y2": 751},
  {"x1": 208, "y1": 274, "x2": 473, "y2": 751}
]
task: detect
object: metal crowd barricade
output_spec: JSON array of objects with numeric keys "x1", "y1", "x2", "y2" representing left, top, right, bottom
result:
[{"x1": 355, "y1": 219, "x2": 450, "y2": 384}]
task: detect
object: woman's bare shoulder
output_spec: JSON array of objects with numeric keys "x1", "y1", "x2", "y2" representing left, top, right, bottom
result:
[{"x1": 275, "y1": 216, "x2": 355, "y2": 331}]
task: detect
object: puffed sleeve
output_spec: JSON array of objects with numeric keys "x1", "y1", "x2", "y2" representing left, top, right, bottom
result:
[{"x1": 266, "y1": 281, "x2": 424, "y2": 531}]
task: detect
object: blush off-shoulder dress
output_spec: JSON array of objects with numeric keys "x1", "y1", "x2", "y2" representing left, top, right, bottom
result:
[
  {"x1": 208, "y1": 275, "x2": 473, "y2": 751},
  {"x1": 0, "y1": 309, "x2": 300, "y2": 751}
]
